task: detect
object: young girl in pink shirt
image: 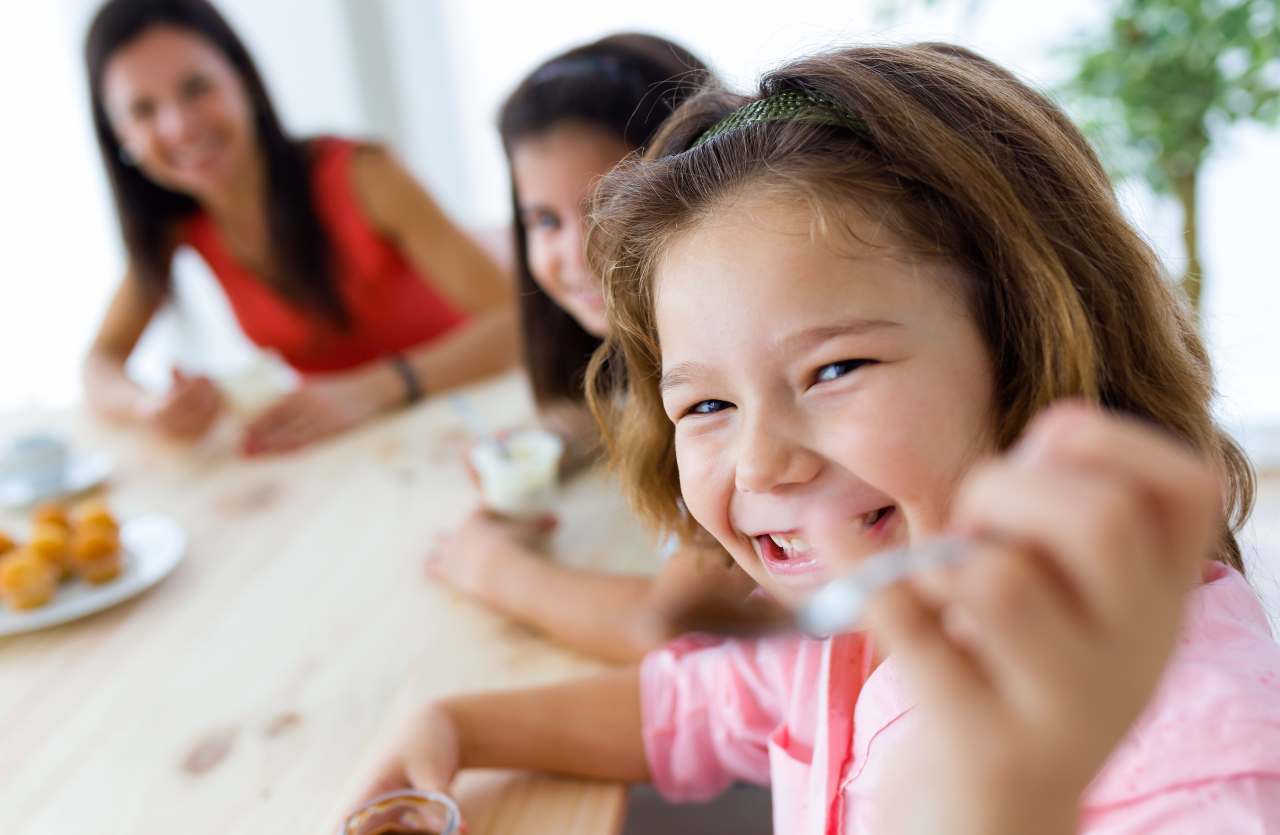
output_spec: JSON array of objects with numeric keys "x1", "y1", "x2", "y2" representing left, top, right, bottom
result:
[{"x1": 358, "y1": 43, "x2": 1280, "y2": 834}]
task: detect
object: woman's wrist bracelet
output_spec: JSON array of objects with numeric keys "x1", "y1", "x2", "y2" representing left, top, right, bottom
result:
[{"x1": 389, "y1": 354, "x2": 424, "y2": 405}]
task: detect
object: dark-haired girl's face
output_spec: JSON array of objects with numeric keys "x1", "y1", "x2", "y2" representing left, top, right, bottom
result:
[
  {"x1": 511, "y1": 123, "x2": 631, "y2": 337},
  {"x1": 103, "y1": 24, "x2": 256, "y2": 201}
]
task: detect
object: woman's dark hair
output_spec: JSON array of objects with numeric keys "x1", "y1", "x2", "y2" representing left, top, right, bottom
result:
[
  {"x1": 498, "y1": 33, "x2": 711, "y2": 406},
  {"x1": 85, "y1": 0, "x2": 346, "y2": 326}
]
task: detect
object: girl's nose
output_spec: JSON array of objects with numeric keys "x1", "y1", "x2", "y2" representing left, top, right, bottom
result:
[{"x1": 734, "y1": 413, "x2": 821, "y2": 494}]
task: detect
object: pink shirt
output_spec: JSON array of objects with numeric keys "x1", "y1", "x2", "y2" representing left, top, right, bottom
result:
[{"x1": 641, "y1": 563, "x2": 1280, "y2": 834}]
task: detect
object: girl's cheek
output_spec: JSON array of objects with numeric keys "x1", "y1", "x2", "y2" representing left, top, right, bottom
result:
[{"x1": 676, "y1": 439, "x2": 732, "y2": 536}]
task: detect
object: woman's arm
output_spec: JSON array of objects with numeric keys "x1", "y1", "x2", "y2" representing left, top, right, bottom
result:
[
  {"x1": 428, "y1": 519, "x2": 757, "y2": 663},
  {"x1": 351, "y1": 145, "x2": 520, "y2": 390},
  {"x1": 358, "y1": 667, "x2": 647, "y2": 803},
  {"x1": 83, "y1": 272, "x2": 226, "y2": 440},
  {"x1": 83, "y1": 271, "x2": 158, "y2": 421},
  {"x1": 349, "y1": 144, "x2": 512, "y2": 314},
  {"x1": 239, "y1": 146, "x2": 523, "y2": 454},
  {"x1": 240, "y1": 304, "x2": 519, "y2": 455}
]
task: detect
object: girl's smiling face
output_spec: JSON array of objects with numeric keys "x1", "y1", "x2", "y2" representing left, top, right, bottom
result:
[
  {"x1": 655, "y1": 195, "x2": 998, "y2": 605},
  {"x1": 511, "y1": 122, "x2": 632, "y2": 338}
]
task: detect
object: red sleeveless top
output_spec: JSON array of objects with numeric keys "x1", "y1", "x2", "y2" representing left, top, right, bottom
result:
[{"x1": 181, "y1": 137, "x2": 468, "y2": 374}]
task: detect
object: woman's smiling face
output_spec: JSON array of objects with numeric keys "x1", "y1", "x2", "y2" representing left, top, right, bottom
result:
[
  {"x1": 103, "y1": 24, "x2": 257, "y2": 200},
  {"x1": 654, "y1": 194, "x2": 998, "y2": 605}
]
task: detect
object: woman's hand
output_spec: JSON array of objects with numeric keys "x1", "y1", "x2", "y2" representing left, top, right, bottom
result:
[
  {"x1": 425, "y1": 509, "x2": 557, "y2": 601},
  {"x1": 859, "y1": 403, "x2": 1221, "y2": 835},
  {"x1": 135, "y1": 369, "x2": 225, "y2": 441},
  {"x1": 241, "y1": 365, "x2": 400, "y2": 456}
]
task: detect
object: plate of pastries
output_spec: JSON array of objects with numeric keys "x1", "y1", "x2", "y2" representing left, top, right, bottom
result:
[{"x1": 0, "y1": 498, "x2": 186, "y2": 636}]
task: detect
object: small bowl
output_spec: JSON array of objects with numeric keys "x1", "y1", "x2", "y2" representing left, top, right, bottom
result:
[
  {"x1": 469, "y1": 428, "x2": 565, "y2": 518},
  {"x1": 339, "y1": 789, "x2": 461, "y2": 835}
]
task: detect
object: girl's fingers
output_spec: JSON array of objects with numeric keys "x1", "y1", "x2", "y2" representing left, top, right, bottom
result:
[
  {"x1": 915, "y1": 541, "x2": 1091, "y2": 716},
  {"x1": 953, "y1": 461, "x2": 1160, "y2": 629},
  {"x1": 1015, "y1": 404, "x2": 1220, "y2": 587},
  {"x1": 803, "y1": 510, "x2": 991, "y2": 711},
  {"x1": 352, "y1": 754, "x2": 413, "y2": 810},
  {"x1": 863, "y1": 578, "x2": 992, "y2": 714}
]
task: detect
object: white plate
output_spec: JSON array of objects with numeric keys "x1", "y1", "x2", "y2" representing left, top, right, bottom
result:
[
  {"x1": 0, "y1": 451, "x2": 113, "y2": 509},
  {"x1": 0, "y1": 514, "x2": 186, "y2": 636}
]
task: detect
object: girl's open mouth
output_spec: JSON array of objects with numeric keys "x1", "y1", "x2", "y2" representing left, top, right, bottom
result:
[{"x1": 754, "y1": 506, "x2": 898, "y2": 579}]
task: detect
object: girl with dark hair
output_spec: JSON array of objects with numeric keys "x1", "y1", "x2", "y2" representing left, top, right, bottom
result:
[
  {"x1": 81, "y1": 0, "x2": 517, "y2": 454},
  {"x1": 423, "y1": 34, "x2": 765, "y2": 663}
]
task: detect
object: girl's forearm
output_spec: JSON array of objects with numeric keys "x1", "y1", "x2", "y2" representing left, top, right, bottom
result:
[
  {"x1": 444, "y1": 667, "x2": 649, "y2": 782},
  {"x1": 486, "y1": 548, "x2": 659, "y2": 663}
]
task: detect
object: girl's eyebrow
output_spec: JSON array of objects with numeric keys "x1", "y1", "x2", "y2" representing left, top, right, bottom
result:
[
  {"x1": 778, "y1": 318, "x2": 901, "y2": 354},
  {"x1": 659, "y1": 319, "x2": 900, "y2": 394},
  {"x1": 659, "y1": 362, "x2": 702, "y2": 394}
]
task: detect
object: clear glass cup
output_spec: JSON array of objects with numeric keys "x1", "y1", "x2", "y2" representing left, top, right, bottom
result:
[{"x1": 339, "y1": 789, "x2": 462, "y2": 835}]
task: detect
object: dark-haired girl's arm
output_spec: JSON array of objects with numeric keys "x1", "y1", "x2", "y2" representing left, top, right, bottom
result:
[{"x1": 426, "y1": 520, "x2": 759, "y2": 663}]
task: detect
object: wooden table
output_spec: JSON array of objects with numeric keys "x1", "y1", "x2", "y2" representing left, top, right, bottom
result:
[{"x1": 0, "y1": 373, "x2": 656, "y2": 835}]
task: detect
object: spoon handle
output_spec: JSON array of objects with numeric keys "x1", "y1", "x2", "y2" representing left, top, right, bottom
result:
[{"x1": 797, "y1": 536, "x2": 971, "y2": 638}]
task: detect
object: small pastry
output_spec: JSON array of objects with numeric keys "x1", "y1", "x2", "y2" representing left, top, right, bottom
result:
[
  {"x1": 0, "y1": 550, "x2": 58, "y2": 610},
  {"x1": 28, "y1": 523, "x2": 70, "y2": 578},
  {"x1": 72, "y1": 499, "x2": 119, "y2": 535},
  {"x1": 32, "y1": 501, "x2": 70, "y2": 532},
  {"x1": 70, "y1": 525, "x2": 122, "y2": 585}
]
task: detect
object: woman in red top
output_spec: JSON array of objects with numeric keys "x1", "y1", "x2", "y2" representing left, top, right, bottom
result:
[{"x1": 81, "y1": 0, "x2": 516, "y2": 454}]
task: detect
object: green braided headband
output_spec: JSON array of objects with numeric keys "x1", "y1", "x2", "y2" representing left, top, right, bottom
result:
[{"x1": 692, "y1": 89, "x2": 863, "y2": 149}]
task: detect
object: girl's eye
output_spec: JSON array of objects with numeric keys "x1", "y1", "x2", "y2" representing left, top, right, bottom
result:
[
  {"x1": 685, "y1": 399, "x2": 732, "y2": 417},
  {"x1": 525, "y1": 211, "x2": 560, "y2": 231},
  {"x1": 813, "y1": 359, "x2": 871, "y2": 384}
]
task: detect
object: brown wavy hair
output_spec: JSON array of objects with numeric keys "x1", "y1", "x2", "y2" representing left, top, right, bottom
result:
[{"x1": 585, "y1": 43, "x2": 1254, "y2": 571}]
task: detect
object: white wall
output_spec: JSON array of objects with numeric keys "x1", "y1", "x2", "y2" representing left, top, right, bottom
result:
[{"x1": 2, "y1": 0, "x2": 1277, "y2": 437}]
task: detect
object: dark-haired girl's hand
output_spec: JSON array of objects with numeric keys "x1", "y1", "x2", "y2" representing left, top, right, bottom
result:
[
  {"x1": 858, "y1": 403, "x2": 1220, "y2": 835},
  {"x1": 425, "y1": 509, "x2": 557, "y2": 601}
]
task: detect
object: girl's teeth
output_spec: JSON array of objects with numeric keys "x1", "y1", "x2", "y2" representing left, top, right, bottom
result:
[{"x1": 768, "y1": 534, "x2": 811, "y2": 556}]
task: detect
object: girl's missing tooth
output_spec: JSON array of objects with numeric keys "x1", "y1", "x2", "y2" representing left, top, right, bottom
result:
[{"x1": 364, "y1": 43, "x2": 1280, "y2": 835}]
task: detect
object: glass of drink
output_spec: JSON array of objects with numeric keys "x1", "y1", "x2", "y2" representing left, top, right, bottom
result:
[{"x1": 339, "y1": 789, "x2": 461, "y2": 835}]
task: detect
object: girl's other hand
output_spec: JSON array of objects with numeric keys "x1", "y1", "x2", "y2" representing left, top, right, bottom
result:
[
  {"x1": 861, "y1": 403, "x2": 1220, "y2": 835},
  {"x1": 425, "y1": 509, "x2": 557, "y2": 600},
  {"x1": 352, "y1": 701, "x2": 465, "y2": 829},
  {"x1": 136, "y1": 369, "x2": 225, "y2": 441}
]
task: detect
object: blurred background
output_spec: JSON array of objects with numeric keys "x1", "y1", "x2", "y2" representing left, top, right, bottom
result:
[{"x1": 3, "y1": 0, "x2": 1278, "y2": 458}]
